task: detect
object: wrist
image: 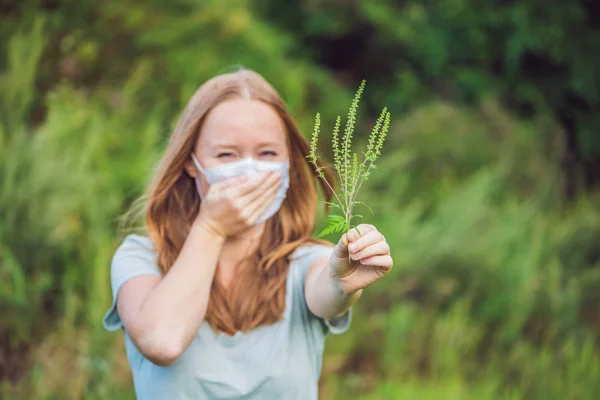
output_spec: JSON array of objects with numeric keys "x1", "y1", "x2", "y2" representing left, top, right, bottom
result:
[
  {"x1": 192, "y1": 216, "x2": 226, "y2": 243},
  {"x1": 329, "y1": 267, "x2": 359, "y2": 296}
]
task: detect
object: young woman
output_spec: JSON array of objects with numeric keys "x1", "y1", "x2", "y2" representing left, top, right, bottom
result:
[{"x1": 102, "y1": 69, "x2": 393, "y2": 399}]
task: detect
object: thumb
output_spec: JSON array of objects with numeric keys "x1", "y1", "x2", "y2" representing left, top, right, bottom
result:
[
  {"x1": 210, "y1": 175, "x2": 247, "y2": 192},
  {"x1": 332, "y1": 232, "x2": 349, "y2": 261}
]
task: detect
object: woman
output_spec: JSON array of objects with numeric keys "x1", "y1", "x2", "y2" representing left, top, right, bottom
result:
[{"x1": 102, "y1": 69, "x2": 392, "y2": 399}]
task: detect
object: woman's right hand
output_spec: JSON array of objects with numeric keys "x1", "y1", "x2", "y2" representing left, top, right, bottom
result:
[{"x1": 194, "y1": 171, "x2": 282, "y2": 238}]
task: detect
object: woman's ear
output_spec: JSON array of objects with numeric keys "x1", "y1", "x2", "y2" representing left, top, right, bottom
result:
[{"x1": 184, "y1": 159, "x2": 200, "y2": 178}]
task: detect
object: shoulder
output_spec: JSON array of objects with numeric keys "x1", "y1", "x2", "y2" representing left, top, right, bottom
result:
[
  {"x1": 288, "y1": 241, "x2": 334, "y2": 264},
  {"x1": 110, "y1": 234, "x2": 161, "y2": 281},
  {"x1": 287, "y1": 241, "x2": 335, "y2": 281},
  {"x1": 117, "y1": 233, "x2": 155, "y2": 253},
  {"x1": 103, "y1": 234, "x2": 161, "y2": 331},
  {"x1": 113, "y1": 234, "x2": 156, "y2": 263}
]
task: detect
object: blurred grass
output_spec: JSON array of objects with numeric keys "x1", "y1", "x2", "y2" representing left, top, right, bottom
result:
[{"x1": 2, "y1": 1, "x2": 600, "y2": 399}]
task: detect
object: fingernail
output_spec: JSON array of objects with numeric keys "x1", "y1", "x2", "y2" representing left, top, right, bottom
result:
[
  {"x1": 341, "y1": 233, "x2": 348, "y2": 246},
  {"x1": 348, "y1": 244, "x2": 355, "y2": 252}
]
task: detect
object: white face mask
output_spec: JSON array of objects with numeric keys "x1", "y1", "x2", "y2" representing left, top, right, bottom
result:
[{"x1": 190, "y1": 153, "x2": 290, "y2": 225}]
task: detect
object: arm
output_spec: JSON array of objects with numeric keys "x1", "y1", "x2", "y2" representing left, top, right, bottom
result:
[
  {"x1": 305, "y1": 224, "x2": 393, "y2": 321},
  {"x1": 305, "y1": 255, "x2": 362, "y2": 319},
  {"x1": 115, "y1": 171, "x2": 282, "y2": 366},
  {"x1": 116, "y1": 221, "x2": 223, "y2": 366}
]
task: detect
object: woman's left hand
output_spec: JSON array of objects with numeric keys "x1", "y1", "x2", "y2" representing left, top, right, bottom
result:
[{"x1": 330, "y1": 224, "x2": 393, "y2": 294}]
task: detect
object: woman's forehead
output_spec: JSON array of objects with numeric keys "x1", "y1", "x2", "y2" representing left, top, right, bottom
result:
[{"x1": 199, "y1": 99, "x2": 287, "y2": 146}]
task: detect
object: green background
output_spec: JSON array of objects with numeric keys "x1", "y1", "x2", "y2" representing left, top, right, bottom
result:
[{"x1": 1, "y1": 0, "x2": 600, "y2": 398}]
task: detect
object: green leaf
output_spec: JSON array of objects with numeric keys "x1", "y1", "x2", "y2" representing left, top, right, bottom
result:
[
  {"x1": 355, "y1": 201, "x2": 374, "y2": 215},
  {"x1": 323, "y1": 201, "x2": 344, "y2": 211},
  {"x1": 328, "y1": 214, "x2": 346, "y2": 223},
  {"x1": 334, "y1": 220, "x2": 348, "y2": 233},
  {"x1": 317, "y1": 219, "x2": 348, "y2": 237},
  {"x1": 317, "y1": 224, "x2": 336, "y2": 237},
  {"x1": 316, "y1": 229, "x2": 329, "y2": 238}
]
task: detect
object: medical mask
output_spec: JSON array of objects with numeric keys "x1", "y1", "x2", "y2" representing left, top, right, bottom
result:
[{"x1": 190, "y1": 153, "x2": 290, "y2": 225}]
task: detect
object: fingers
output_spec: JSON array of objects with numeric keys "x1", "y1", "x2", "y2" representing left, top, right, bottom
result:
[
  {"x1": 350, "y1": 239, "x2": 390, "y2": 261},
  {"x1": 209, "y1": 175, "x2": 247, "y2": 192},
  {"x1": 240, "y1": 171, "x2": 281, "y2": 205},
  {"x1": 359, "y1": 255, "x2": 393, "y2": 270},
  {"x1": 347, "y1": 228, "x2": 385, "y2": 254},
  {"x1": 346, "y1": 224, "x2": 377, "y2": 242},
  {"x1": 224, "y1": 171, "x2": 271, "y2": 198},
  {"x1": 244, "y1": 177, "x2": 282, "y2": 223},
  {"x1": 332, "y1": 232, "x2": 350, "y2": 260}
]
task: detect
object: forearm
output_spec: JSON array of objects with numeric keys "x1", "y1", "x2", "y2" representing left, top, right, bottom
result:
[
  {"x1": 137, "y1": 220, "x2": 224, "y2": 353},
  {"x1": 305, "y1": 257, "x2": 362, "y2": 319}
]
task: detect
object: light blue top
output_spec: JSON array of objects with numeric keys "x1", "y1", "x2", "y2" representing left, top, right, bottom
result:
[{"x1": 102, "y1": 234, "x2": 352, "y2": 400}]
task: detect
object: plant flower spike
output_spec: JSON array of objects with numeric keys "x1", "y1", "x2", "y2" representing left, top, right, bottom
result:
[{"x1": 307, "y1": 80, "x2": 391, "y2": 237}]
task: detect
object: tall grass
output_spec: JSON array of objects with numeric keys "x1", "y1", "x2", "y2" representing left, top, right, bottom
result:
[
  {"x1": 2, "y1": 2, "x2": 600, "y2": 399},
  {"x1": 317, "y1": 101, "x2": 600, "y2": 399}
]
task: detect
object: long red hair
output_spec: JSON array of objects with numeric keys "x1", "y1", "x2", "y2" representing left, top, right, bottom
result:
[{"x1": 144, "y1": 69, "x2": 335, "y2": 335}]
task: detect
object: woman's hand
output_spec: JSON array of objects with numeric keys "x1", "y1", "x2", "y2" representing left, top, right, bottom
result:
[
  {"x1": 194, "y1": 171, "x2": 282, "y2": 238},
  {"x1": 330, "y1": 224, "x2": 393, "y2": 294}
]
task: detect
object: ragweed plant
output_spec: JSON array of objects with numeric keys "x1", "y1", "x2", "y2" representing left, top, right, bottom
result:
[{"x1": 307, "y1": 80, "x2": 391, "y2": 237}]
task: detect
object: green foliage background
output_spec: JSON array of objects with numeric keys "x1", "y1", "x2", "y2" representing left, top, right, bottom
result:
[{"x1": 1, "y1": 0, "x2": 599, "y2": 399}]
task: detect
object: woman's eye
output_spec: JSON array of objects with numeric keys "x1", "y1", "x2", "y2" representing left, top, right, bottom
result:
[
  {"x1": 261, "y1": 151, "x2": 277, "y2": 157},
  {"x1": 217, "y1": 153, "x2": 234, "y2": 158}
]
